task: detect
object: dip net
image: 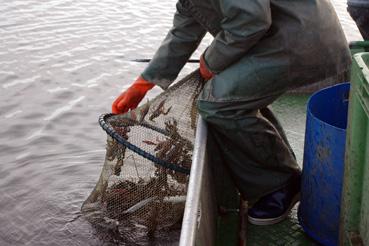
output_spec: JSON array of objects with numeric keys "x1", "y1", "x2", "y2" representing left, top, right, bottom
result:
[{"x1": 82, "y1": 70, "x2": 204, "y2": 241}]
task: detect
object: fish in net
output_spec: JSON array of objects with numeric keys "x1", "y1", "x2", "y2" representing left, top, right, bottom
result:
[{"x1": 82, "y1": 70, "x2": 204, "y2": 241}]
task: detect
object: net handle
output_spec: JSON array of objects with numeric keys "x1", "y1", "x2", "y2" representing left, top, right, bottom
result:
[{"x1": 99, "y1": 113, "x2": 191, "y2": 175}]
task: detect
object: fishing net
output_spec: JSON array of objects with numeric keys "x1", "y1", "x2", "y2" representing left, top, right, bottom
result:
[{"x1": 82, "y1": 70, "x2": 204, "y2": 241}]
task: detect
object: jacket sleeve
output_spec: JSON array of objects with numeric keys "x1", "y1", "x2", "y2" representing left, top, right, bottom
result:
[
  {"x1": 141, "y1": 1, "x2": 207, "y2": 90},
  {"x1": 203, "y1": 0, "x2": 272, "y2": 73}
]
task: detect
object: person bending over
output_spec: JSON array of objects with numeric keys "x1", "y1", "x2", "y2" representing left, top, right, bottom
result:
[{"x1": 112, "y1": 0, "x2": 351, "y2": 225}]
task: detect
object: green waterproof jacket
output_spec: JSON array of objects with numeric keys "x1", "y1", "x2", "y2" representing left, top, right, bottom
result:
[{"x1": 141, "y1": 0, "x2": 351, "y2": 96}]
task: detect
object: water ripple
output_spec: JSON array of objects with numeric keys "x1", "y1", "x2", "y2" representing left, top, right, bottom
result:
[{"x1": 44, "y1": 96, "x2": 85, "y2": 121}]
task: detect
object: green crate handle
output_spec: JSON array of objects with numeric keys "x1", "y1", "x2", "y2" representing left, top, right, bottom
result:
[
  {"x1": 359, "y1": 84, "x2": 369, "y2": 116},
  {"x1": 349, "y1": 41, "x2": 369, "y2": 49}
]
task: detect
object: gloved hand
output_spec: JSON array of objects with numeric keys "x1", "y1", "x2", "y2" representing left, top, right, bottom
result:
[
  {"x1": 112, "y1": 76, "x2": 155, "y2": 114},
  {"x1": 199, "y1": 55, "x2": 214, "y2": 81}
]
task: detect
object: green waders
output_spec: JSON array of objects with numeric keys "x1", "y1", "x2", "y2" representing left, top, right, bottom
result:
[{"x1": 198, "y1": 57, "x2": 301, "y2": 202}]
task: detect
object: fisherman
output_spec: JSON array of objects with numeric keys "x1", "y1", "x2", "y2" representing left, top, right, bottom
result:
[
  {"x1": 112, "y1": 0, "x2": 351, "y2": 225},
  {"x1": 347, "y1": 0, "x2": 369, "y2": 39}
]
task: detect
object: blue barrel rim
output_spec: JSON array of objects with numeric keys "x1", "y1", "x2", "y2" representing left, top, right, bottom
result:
[{"x1": 307, "y1": 82, "x2": 350, "y2": 132}]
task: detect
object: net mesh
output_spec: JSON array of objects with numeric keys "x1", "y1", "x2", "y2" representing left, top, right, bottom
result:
[{"x1": 82, "y1": 70, "x2": 204, "y2": 241}]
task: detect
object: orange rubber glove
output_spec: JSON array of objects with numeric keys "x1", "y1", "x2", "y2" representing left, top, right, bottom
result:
[
  {"x1": 112, "y1": 76, "x2": 155, "y2": 114},
  {"x1": 199, "y1": 55, "x2": 214, "y2": 81}
]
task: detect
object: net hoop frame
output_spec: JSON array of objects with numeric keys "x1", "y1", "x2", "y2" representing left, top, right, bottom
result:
[{"x1": 99, "y1": 113, "x2": 191, "y2": 175}]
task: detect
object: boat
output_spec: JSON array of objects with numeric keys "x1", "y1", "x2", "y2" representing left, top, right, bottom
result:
[{"x1": 178, "y1": 117, "x2": 316, "y2": 246}]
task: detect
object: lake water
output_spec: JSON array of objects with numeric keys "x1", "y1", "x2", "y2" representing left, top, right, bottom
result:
[{"x1": 0, "y1": 0, "x2": 362, "y2": 245}]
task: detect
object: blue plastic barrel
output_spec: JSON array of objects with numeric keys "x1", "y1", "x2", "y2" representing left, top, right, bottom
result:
[{"x1": 298, "y1": 83, "x2": 350, "y2": 246}]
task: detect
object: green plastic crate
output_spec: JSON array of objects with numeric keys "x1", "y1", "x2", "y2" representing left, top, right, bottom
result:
[{"x1": 340, "y1": 52, "x2": 369, "y2": 246}]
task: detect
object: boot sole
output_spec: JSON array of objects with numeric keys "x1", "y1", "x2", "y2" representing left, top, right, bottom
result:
[{"x1": 248, "y1": 193, "x2": 300, "y2": 226}]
